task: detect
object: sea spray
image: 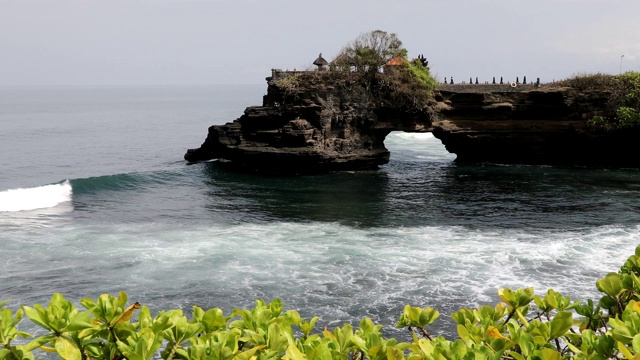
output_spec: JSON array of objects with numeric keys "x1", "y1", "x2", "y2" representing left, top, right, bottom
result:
[{"x1": 0, "y1": 180, "x2": 72, "y2": 212}]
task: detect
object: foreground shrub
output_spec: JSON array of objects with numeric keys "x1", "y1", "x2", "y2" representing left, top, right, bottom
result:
[{"x1": 4, "y1": 245, "x2": 640, "y2": 359}]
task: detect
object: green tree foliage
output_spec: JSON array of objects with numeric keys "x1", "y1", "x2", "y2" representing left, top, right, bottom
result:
[
  {"x1": 336, "y1": 30, "x2": 437, "y2": 111},
  {"x1": 6, "y1": 245, "x2": 640, "y2": 359},
  {"x1": 334, "y1": 30, "x2": 407, "y2": 72},
  {"x1": 407, "y1": 59, "x2": 437, "y2": 90},
  {"x1": 273, "y1": 31, "x2": 437, "y2": 113}
]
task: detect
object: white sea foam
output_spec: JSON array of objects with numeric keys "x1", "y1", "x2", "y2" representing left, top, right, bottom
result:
[
  {"x1": 0, "y1": 181, "x2": 72, "y2": 212},
  {"x1": 384, "y1": 131, "x2": 436, "y2": 145},
  {"x1": 385, "y1": 131, "x2": 454, "y2": 163},
  {"x1": 2, "y1": 219, "x2": 638, "y2": 338}
]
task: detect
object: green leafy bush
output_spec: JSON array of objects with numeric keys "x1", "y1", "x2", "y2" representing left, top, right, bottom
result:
[
  {"x1": 616, "y1": 106, "x2": 640, "y2": 128},
  {"x1": 407, "y1": 59, "x2": 437, "y2": 90},
  {"x1": 5, "y1": 245, "x2": 640, "y2": 359}
]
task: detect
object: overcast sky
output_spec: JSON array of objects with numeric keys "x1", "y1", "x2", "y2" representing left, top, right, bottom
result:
[{"x1": 1, "y1": 0, "x2": 639, "y2": 86}]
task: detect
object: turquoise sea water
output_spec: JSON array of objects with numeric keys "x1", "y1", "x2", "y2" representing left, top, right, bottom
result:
[{"x1": 1, "y1": 85, "x2": 640, "y2": 341}]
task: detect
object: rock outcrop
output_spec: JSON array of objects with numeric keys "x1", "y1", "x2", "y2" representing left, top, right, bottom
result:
[
  {"x1": 432, "y1": 84, "x2": 640, "y2": 167},
  {"x1": 185, "y1": 73, "x2": 640, "y2": 172},
  {"x1": 185, "y1": 72, "x2": 431, "y2": 173}
]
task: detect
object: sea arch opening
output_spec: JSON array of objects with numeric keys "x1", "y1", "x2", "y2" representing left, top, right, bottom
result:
[{"x1": 383, "y1": 131, "x2": 456, "y2": 164}]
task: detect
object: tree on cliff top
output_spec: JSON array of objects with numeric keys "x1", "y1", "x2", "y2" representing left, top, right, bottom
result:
[
  {"x1": 333, "y1": 30, "x2": 407, "y2": 72},
  {"x1": 324, "y1": 30, "x2": 437, "y2": 112},
  {"x1": 331, "y1": 30, "x2": 436, "y2": 89},
  {"x1": 271, "y1": 31, "x2": 436, "y2": 113}
]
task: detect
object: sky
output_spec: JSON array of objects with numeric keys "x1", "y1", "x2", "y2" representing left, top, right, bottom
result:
[{"x1": 1, "y1": 0, "x2": 639, "y2": 86}]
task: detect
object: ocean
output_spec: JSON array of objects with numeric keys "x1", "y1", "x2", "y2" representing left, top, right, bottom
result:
[{"x1": 1, "y1": 84, "x2": 639, "y2": 340}]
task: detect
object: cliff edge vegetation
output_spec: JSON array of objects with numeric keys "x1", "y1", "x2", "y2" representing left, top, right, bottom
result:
[
  {"x1": 555, "y1": 71, "x2": 640, "y2": 130},
  {"x1": 274, "y1": 30, "x2": 437, "y2": 113}
]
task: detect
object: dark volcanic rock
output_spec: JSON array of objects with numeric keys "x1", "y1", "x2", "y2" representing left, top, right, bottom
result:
[
  {"x1": 185, "y1": 77, "x2": 640, "y2": 172},
  {"x1": 432, "y1": 84, "x2": 640, "y2": 167},
  {"x1": 185, "y1": 72, "x2": 430, "y2": 173}
]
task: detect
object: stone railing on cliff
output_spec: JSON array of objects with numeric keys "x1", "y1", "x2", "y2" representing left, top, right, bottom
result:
[
  {"x1": 184, "y1": 73, "x2": 640, "y2": 173},
  {"x1": 270, "y1": 69, "x2": 309, "y2": 80}
]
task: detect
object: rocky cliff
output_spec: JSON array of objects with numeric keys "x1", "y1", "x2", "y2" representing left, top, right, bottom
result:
[
  {"x1": 185, "y1": 73, "x2": 640, "y2": 172},
  {"x1": 432, "y1": 84, "x2": 640, "y2": 167},
  {"x1": 185, "y1": 71, "x2": 432, "y2": 173}
]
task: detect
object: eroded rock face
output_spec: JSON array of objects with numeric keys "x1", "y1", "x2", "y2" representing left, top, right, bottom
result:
[
  {"x1": 432, "y1": 84, "x2": 640, "y2": 167},
  {"x1": 185, "y1": 77, "x2": 640, "y2": 172},
  {"x1": 185, "y1": 73, "x2": 430, "y2": 173}
]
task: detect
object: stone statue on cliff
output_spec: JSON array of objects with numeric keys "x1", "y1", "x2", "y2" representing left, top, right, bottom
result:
[{"x1": 417, "y1": 54, "x2": 428, "y2": 67}]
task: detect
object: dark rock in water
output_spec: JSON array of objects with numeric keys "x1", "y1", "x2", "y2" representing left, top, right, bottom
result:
[
  {"x1": 185, "y1": 72, "x2": 431, "y2": 174},
  {"x1": 432, "y1": 84, "x2": 640, "y2": 167},
  {"x1": 185, "y1": 74, "x2": 640, "y2": 172}
]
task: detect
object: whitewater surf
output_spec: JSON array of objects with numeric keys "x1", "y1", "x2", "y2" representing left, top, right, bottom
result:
[{"x1": 0, "y1": 181, "x2": 72, "y2": 212}]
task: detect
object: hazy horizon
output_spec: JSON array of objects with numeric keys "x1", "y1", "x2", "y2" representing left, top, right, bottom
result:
[{"x1": 2, "y1": 0, "x2": 639, "y2": 86}]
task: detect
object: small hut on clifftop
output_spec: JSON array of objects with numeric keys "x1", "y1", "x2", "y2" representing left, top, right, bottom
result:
[{"x1": 313, "y1": 53, "x2": 328, "y2": 71}]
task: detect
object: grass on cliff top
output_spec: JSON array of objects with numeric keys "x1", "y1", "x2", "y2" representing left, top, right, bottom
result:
[
  {"x1": 554, "y1": 71, "x2": 639, "y2": 98},
  {"x1": 553, "y1": 72, "x2": 615, "y2": 91}
]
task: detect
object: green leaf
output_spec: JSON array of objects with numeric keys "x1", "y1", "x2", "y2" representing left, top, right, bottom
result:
[
  {"x1": 360, "y1": 317, "x2": 374, "y2": 335},
  {"x1": 299, "y1": 317, "x2": 318, "y2": 338},
  {"x1": 517, "y1": 332, "x2": 534, "y2": 357},
  {"x1": 505, "y1": 351, "x2": 525, "y2": 360},
  {"x1": 117, "y1": 292, "x2": 128, "y2": 310},
  {"x1": 269, "y1": 299, "x2": 283, "y2": 317},
  {"x1": 62, "y1": 311, "x2": 94, "y2": 332},
  {"x1": 418, "y1": 308, "x2": 439, "y2": 327},
  {"x1": 499, "y1": 288, "x2": 535, "y2": 308},
  {"x1": 618, "y1": 341, "x2": 635, "y2": 360},
  {"x1": 50, "y1": 294, "x2": 67, "y2": 309},
  {"x1": 12, "y1": 308, "x2": 24, "y2": 327},
  {"x1": 21, "y1": 306, "x2": 50, "y2": 331},
  {"x1": 201, "y1": 308, "x2": 228, "y2": 332},
  {"x1": 54, "y1": 336, "x2": 82, "y2": 360},
  {"x1": 596, "y1": 273, "x2": 624, "y2": 298},
  {"x1": 386, "y1": 345, "x2": 404, "y2": 360},
  {"x1": 23, "y1": 334, "x2": 57, "y2": 352},
  {"x1": 233, "y1": 345, "x2": 266, "y2": 360},
  {"x1": 283, "y1": 344, "x2": 305, "y2": 360},
  {"x1": 174, "y1": 348, "x2": 189, "y2": 359},
  {"x1": 538, "y1": 348, "x2": 561, "y2": 360},
  {"x1": 533, "y1": 296, "x2": 550, "y2": 312},
  {"x1": 612, "y1": 325, "x2": 636, "y2": 344},
  {"x1": 450, "y1": 339, "x2": 467, "y2": 358},
  {"x1": 456, "y1": 324, "x2": 472, "y2": 345},
  {"x1": 633, "y1": 333, "x2": 640, "y2": 353},
  {"x1": 284, "y1": 310, "x2": 302, "y2": 325},
  {"x1": 549, "y1": 311, "x2": 572, "y2": 340},
  {"x1": 79, "y1": 298, "x2": 96, "y2": 311}
]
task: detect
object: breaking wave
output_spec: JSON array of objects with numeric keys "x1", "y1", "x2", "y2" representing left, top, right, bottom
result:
[
  {"x1": 0, "y1": 181, "x2": 72, "y2": 212},
  {"x1": 0, "y1": 169, "x2": 188, "y2": 213}
]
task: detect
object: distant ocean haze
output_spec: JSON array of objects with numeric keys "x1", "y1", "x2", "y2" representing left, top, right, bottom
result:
[{"x1": 1, "y1": 85, "x2": 639, "y2": 341}]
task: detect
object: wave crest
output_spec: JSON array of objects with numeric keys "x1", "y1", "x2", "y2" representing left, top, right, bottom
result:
[{"x1": 0, "y1": 181, "x2": 72, "y2": 212}]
